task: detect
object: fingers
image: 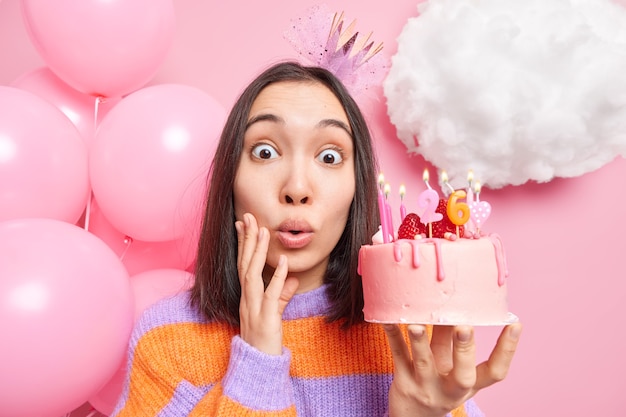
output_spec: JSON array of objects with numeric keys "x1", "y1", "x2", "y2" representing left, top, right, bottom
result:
[
  {"x1": 475, "y1": 323, "x2": 522, "y2": 390},
  {"x1": 265, "y1": 255, "x2": 299, "y2": 316},
  {"x1": 383, "y1": 324, "x2": 439, "y2": 382},
  {"x1": 236, "y1": 214, "x2": 269, "y2": 312},
  {"x1": 382, "y1": 324, "x2": 412, "y2": 373},
  {"x1": 445, "y1": 326, "x2": 477, "y2": 392},
  {"x1": 430, "y1": 325, "x2": 453, "y2": 373}
]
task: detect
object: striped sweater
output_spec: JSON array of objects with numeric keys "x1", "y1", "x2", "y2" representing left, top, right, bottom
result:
[{"x1": 112, "y1": 284, "x2": 483, "y2": 417}]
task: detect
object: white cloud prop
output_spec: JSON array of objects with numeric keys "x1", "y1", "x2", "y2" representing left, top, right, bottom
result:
[{"x1": 384, "y1": 0, "x2": 626, "y2": 189}]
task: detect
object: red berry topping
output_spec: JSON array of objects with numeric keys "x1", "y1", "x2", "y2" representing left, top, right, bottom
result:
[
  {"x1": 397, "y1": 212, "x2": 426, "y2": 240},
  {"x1": 431, "y1": 198, "x2": 464, "y2": 238}
]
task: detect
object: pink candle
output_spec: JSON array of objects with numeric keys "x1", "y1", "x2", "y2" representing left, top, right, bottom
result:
[
  {"x1": 465, "y1": 170, "x2": 476, "y2": 237},
  {"x1": 399, "y1": 184, "x2": 407, "y2": 221},
  {"x1": 378, "y1": 173, "x2": 390, "y2": 243},
  {"x1": 469, "y1": 181, "x2": 492, "y2": 235},
  {"x1": 418, "y1": 169, "x2": 443, "y2": 238},
  {"x1": 384, "y1": 183, "x2": 394, "y2": 241}
]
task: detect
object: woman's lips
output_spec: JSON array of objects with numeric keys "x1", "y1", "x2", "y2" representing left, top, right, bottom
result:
[
  {"x1": 277, "y1": 231, "x2": 313, "y2": 249},
  {"x1": 276, "y1": 220, "x2": 313, "y2": 249}
]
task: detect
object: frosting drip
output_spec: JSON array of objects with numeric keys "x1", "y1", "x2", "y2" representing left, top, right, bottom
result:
[
  {"x1": 392, "y1": 239, "x2": 445, "y2": 281},
  {"x1": 385, "y1": 235, "x2": 508, "y2": 286}
]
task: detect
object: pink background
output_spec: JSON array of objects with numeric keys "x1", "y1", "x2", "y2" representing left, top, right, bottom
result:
[{"x1": 0, "y1": 0, "x2": 624, "y2": 416}]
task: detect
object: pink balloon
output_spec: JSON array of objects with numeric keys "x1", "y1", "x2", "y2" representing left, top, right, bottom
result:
[
  {"x1": 90, "y1": 84, "x2": 225, "y2": 242},
  {"x1": 89, "y1": 268, "x2": 193, "y2": 415},
  {"x1": 87, "y1": 199, "x2": 198, "y2": 276},
  {"x1": 20, "y1": 0, "x2": 176, "y2": 97},
  {"x1": 11, "y1": 67, "x2": 120, "y2": 148},
  {"x1": 0, "y1": 218, "x2": 133, "y2": 417},
  {"x1": 0, "y1": 86, "x2": 90, "y2": 224}
]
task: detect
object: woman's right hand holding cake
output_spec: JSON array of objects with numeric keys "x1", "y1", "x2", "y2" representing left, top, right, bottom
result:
[{"x1": 383, "y1": 322, "x2": 522, "y2": 417}]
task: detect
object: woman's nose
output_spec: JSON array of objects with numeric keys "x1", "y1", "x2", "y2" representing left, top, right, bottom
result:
[{"x1": 281, "y1": 164, "x2": 312, "y2": 205}]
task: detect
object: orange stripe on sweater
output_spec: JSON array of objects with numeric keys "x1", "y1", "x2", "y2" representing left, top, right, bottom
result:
[
  {"x1": 451, "y1": 405, "x2": 469, "y2": 417},
  {"x1": 283, "y1": 317, "x2": 395, "y2": 377},
  {"x1": 117, "y1": 322, "x2": 237, "y2": 416}
]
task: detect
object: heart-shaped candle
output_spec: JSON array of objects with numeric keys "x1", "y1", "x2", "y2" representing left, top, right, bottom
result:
[{"x1": 469, "y1": 201, "x2": 492, "y2": 228}]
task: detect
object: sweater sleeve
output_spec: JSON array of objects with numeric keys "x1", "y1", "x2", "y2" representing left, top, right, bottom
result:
[
  {"x1": 189, "y1": 336, "x2": 297, "y2": 415},
  {"x1": 111, "y1": 300, "x2": 297, "y2": 417}
]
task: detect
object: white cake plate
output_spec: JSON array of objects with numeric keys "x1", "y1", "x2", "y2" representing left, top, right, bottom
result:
[{"x1": 365, "y1": 311, "x2": 519, "y2": 326}]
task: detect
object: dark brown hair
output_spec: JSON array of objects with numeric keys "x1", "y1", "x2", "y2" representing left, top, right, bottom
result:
[{"x1": 190, "y1": 61, "x2": 379, "y2": 328}]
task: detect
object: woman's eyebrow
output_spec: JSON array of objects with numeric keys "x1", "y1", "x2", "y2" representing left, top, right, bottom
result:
[
  {"x1": 245, "y1": 113, "x2": 283, "y2": 130},
  {"x1": 317, "y1": 118, "x2": 352, "y2": 136},
  {"x1": 245, "y1": 114, "x2": 352, "y2": 137}
]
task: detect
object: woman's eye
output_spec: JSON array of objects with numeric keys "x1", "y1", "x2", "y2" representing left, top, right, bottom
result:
[
  {"x1": 317, "y1": 148, "x2": 343, "y2": 165},
  {"x1": 251, "y1": 143, "x2": 278, "y2": 160}
]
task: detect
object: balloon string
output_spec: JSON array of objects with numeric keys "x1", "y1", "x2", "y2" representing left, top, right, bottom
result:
[
  {"x1": 83, "y1": 192, "x2": 93, "y2": 231},
  {"x1": 94, "y1": 96, "x2": 104, "y2": 130},
  {"x1": 84, "y1": 96, "x2": 104, "y2": 232},
  {"x1": 120, "y1": 236, "x2": 134, "y2": 261}
]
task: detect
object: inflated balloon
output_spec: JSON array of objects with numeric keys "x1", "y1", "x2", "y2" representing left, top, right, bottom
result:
[
  {"x1": 11, "y1": 67, "x2": 120, "y2": 148},
  {"x1": 90, "y1": 84, "x2": 225, "y2": 242},
  {"x1": 87, "y1": 199, "x2": 198, "y2": 276},
  {"x1": 0, "y1": 86, "x2": 89, "y2": 224},
  {"x1": 21, "y1": 0, "x2": 176, "y2": 97},
  {"x1": 0, "y1": 218, "x2": 133, "y2": 417},
  {"x1": 89, "y1": 268, "x2": 193, "y2": 415}
]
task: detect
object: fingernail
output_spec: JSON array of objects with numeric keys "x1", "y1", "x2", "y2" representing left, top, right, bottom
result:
[
  {"x1": 258, "y1": 227, "x2": 265, "y2": 241},
  {"x1": 509, "y1": 324, "x2": 522, "y2": 341},
  {"x1": 235, "y1": 221, "x2": 242, "y2": 234},
  {"x1": 409, "y1": 325, "x2": 425, "y2": 338},
  {"x1": 243, "y1": 214, "x2": 250, "y2": 227},
  {"x1": 456, "y1": 327, "x2": 472, "y2": 343}
]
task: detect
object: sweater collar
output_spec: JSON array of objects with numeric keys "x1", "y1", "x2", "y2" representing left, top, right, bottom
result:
[{"x1": 282, "y1": 284, "x2": 331, "y2": 320}]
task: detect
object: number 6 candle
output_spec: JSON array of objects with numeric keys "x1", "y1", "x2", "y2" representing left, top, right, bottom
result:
[{"x1": 440, "y1": 170, "x2": 470, "y2": 237}]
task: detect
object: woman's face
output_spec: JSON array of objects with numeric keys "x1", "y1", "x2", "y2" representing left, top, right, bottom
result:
[{"x1": 233, "y1": 81, "x2": 356, "y2": 291}]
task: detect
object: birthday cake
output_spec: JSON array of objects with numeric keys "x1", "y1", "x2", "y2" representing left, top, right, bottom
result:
[{"x1": 358, "y1": 174, "x2": 516, "y2": 325}]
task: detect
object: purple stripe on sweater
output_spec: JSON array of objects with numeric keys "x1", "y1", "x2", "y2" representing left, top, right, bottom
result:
[
  {"x1": 222, "y1": 336, "x2": 295, "y2": 411},
  {"x1": 291, "y1": 373, "x2": 391, "y2": 417},
  {"x1": 282, "y1": 284, "x2": 331, "y2": 320},
  {"x1": 464, "y1": 398, "x2": 486, "y2": 417},
  {"x1": 157, "y1": 381, "x2": 212, "y2": 416}
]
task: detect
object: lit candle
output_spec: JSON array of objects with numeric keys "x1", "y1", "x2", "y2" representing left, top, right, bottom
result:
[
  {"x1": 447, "y1": 189, "x2": 470, "y2": 238},
  {"x1": 465, "y1": 169, "x2": 476, "y2": 237},
  {"x1": 423, "y1": 168, "x2": 432, "y2": 190},
  {"x1": 466, "y1": 170, "x2": 474, "y2": 204},
  {"x1": 377, "y1": 173, "x2": 390, "y2": 243},
  {"x1": 440, "y1": 170, "x2": 456, "y2": 196},
  {"x1": 399, "y1": 184, "x2": 407, "y2": 221},
  {"x1": 418, "y1": 169, "x2": 443, "y2": 238},
  {"x1": 475, "y1": 181, "x2": 481, "y2": 202},
  {"x1": 384, "y1": 182, "x2": 394, "y2": 240}
]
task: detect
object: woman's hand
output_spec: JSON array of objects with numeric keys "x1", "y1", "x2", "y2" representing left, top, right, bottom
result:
[
  {"x1": 383, "y1": 323, "x2": 522, "y2": 417},
  {"x1": 235, "y1": 213, "x2": 300, "y2": 355}
]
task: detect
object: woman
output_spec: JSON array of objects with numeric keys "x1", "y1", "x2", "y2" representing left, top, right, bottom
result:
[{"x1": 112, "y1": 61, "x2": 521, "y2": 417}]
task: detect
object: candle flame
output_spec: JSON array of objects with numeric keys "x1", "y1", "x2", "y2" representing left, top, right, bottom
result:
[
  {"x1": 440, "y1": 170, "x2": 455, "y2": 194},
  {"x1": 422, "y1": 168, "x2": 429, "y2": 182},
  {"x1": 467, "y1": 169, "x2": 474, "y2": 183},
  {"x1": 378, "y1": 172, "x2": 385, "y2": 186},
  {"x1": 384, "y1": 183, "x2": 391, "y2": 197},
  {"x1": 474, "y1": 181, "x2": 481, "y2": 194},
  {"x1": 399, "y1": 184, "x2": 406, "y2": 198}
]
